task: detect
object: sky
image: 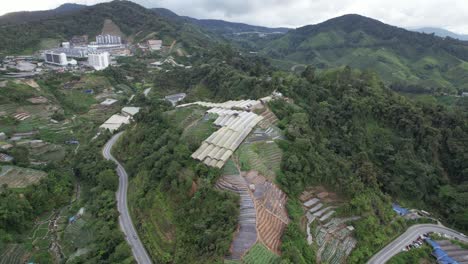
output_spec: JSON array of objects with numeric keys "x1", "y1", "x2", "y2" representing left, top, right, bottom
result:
[{"x1": 1, "y1": 0, "x2": 468, "y2": 34}]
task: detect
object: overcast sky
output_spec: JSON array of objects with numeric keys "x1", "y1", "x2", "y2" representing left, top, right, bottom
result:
[{"x1": 2, "y1": 0, "x2": 468, "y2": 34}]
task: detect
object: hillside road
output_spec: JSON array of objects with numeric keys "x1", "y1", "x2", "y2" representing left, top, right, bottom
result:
[
  {"x1": 103, "y1": 132, "x2": 152, "y2": 264},
  {"x1": 367, "y1": 224, "x2": 468, "y2": 264}
]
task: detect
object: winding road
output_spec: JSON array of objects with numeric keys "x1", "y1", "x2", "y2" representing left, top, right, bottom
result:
[
  {"x1": 103, "y1": 132, "x2": 152, "y2": 264},
  {"x1": 368, "y1": 224, "x2": 468, "y2": 264}
]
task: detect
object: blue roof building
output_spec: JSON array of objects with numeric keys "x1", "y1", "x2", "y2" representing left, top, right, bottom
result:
[
  {"x1": 392, "y1": 203, "x2": 409, "y2": 216},
  {"x1": 425, "y1": 238, "x2": 459, "y2": 264}
]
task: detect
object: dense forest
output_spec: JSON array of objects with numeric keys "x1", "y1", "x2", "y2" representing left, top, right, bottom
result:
[
  {"x1": 113, "y1": 100, "x2": 239, "y2": 263},
  {"x1": 267, "y1": 67, "x2": 468, "y2": 262}
]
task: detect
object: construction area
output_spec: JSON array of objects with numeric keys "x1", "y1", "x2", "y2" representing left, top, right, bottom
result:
[{"x1": 300, "y1": 188, "x2": 358, "y2": 264}]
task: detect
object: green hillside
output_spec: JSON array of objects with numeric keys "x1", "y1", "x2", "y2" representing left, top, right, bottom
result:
[{"x1": 261, "y1": 14, "x2": 468, "y2": 94}]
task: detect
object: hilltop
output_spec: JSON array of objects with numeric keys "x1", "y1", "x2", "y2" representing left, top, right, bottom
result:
[
  {"x1": 0, "y1": 4, "x2": 86, "y2": 25},
  {"x1": 260, "y1": 14, "x2": 468, "y2": 93}
]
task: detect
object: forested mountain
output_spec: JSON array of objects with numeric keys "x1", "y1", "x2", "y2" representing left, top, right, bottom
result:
[
  {"x1": 0, "y1": 4, "x2": 86, "y2": 25},
  {"x1": 260, "y1": 14, "x2": 468, "y2": 94},
  {"x1": 269, "y1": 67, "x2": 468, "y2": 261},
  {"x1": 413, "y1": 27, "x2": 468, "y2": 41},
  {"x1": 0, "y1": 1, "x2": 223, "y2": 55},
  {"x1": 151, "y1": 8, "x2": 290, "y2": 35}
]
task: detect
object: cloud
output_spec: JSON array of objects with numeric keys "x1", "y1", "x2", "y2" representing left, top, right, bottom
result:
[{"x1": 1, "y1": 0, "x2": 468, "y2": 34}]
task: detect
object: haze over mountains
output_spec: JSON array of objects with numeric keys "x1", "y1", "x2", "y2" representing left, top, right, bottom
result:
[{"x1": 411, "y1": 27, "x2": 468, "y2": 41}]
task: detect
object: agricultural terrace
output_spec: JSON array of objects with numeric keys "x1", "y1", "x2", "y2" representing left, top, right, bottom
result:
[
  {"x1": 244, "y1": 171, "x2": 289, "y2": 254},
  {"x1": 0, "y1": 244, "x2": 28, "y2": 264},
  {"x1": 0, "y1": 166, "x2": 46, "y2": 188},
  {"x1": 237, "y1": 141, "x2": 282, "y2": 180},
  {"x1": 242, "y1": 243, "x2": 280, "y2": 264}
]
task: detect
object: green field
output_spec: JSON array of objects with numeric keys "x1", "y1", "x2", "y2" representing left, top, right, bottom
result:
[
  {"x1": 0, "y1": 244, "x2": 28, "y2": 264},
  {"x1": 242, "y1": 243, "x2": 280, "y2": 264},
  {"x1": 223, "y1": 159, "x2": 239, "y2": 175},
  {"x1": 236, "y1": 141, "x2": 282, "y2": 179},
  {"x1": 61, "y1": 217, "x2": 93, "y2": 257},
  {"x1": 182, "y1": 118, "x2": 217, "y2": 150},
  {"x1": 0, "y1": 166, "x2": 47, "y2": 188}
]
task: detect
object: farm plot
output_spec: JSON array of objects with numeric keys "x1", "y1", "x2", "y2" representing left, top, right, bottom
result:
[
  {"x1": 216, "y1": 173, "x2": 257, "y2": 260},
  {"x1": 182, "y1": 118, "x2": 217, "y2": 148},
  {"x1": 244, "y1": 171, "x2": 289, "y2": 254},
  {"x1": 0, "y1": 166, "x2": 46, "y2": 188},
  {"x1": 0, "y1": 244, "x2": 28, "y2": 264},
  {"x1": 300, "y1": 188, "x2": 357, "y2": 264},
  {"x1": 28, "y1": 142, "x2": 66, "y2": 163},
  {"x1": 166, "y1": 106, "x2": 207, "y2": 129},
  {"x1": 242, "y1": 243, "x2": 280, "y2": 264},
  {"x1": 237, "y1": 142, "x2": 282, "y2": 180},
  {"x1": 61, "y1": 218, "x2": 93, "y2": 257}
]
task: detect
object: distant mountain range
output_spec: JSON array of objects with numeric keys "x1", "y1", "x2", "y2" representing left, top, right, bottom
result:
[
  {"x1": 411, "y1": 27, "x2": 468, "y2": 41},
  {"x1": 151, "y1": 8, "x2": 290, "y2": 35},
  {"x1": 1, "y1": 2, "x2": 467, "y2": 93},
  {"x1": 0, "y1": 3, "x2": 289, "y2": 35},
  {"x1": 259, "y1": 14, "x2": 468, "y2": 93}
]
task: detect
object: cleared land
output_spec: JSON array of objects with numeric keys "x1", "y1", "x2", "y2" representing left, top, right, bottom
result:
[
  {"x1": 0, "y1": 166, "x2": 46, "y2": 188},
  {"x1": 244, "y1": 171, "x2": 289, "y2": 254}
]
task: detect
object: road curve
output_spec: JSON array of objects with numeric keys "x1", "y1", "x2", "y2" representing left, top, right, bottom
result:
[
  {"x1": 103, "y1": 132, "x2": 152, "y2": 264},
  {"x1": 367, "y1": 224, "x2": 468, "y2": 264}
]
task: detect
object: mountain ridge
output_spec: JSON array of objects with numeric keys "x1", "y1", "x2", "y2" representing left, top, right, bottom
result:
[
  {"x1": 261, "y1": 14, "x2": 468, "y2": 93},
  {"x1": 0, "y1": 3, "x2": 86, "y2": 24}
]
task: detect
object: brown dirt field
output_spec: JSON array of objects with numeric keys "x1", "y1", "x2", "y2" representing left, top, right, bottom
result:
[{"x1": 244, "y1": 171, "x2": 289, "y2": 254}]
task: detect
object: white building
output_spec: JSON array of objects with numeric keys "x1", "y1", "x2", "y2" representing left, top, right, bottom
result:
[
  {"x1": 88, "y1": 52, "x2": 110, "y2": 71},
  {"x1": 147, "y1": 40, "x2": 162, "y2": 51},
  {"x1": 99, "y1": 114, "x2": 130, "y2": 132},
  {"x1": 96, "y1": 34, "x2": 121, "y2": 45},
  {"x1": 49, "y1": 47, "x2": 89, "y2": 58},
  {"x1": 121, "y1": 107, "x2": 140, "y2": 117},
  {"x1": 44, "y1": 51, "x2": 69, "y2": 66}
]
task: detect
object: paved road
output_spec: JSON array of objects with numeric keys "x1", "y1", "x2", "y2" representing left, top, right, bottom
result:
[
  {"x1": 103, "y1": 132, "x2": 152, "y2": 264},
  {"x1": 368, "y1": 224, "x2": 468, "y2": 264}
]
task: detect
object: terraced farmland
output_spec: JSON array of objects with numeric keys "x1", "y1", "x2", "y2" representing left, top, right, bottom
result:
[
  {"x1": 237, "y1": 142, "x2": 282, "y2": 180},
  {"x1": 244, "y1": 171, "x2": 289, "y2": 254},
  {"x1": 242, "y1": 243, "x2": 280, "y2": 264},
  {"x1": 0, "y1": 244, "x2": 28, "y2": 264},
  {"x1": 216, "y1": 173, "x2": 257, "y2": 260},
  {"x1": 0, "y1": 166, "x2": 47, "y2": 188}
]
